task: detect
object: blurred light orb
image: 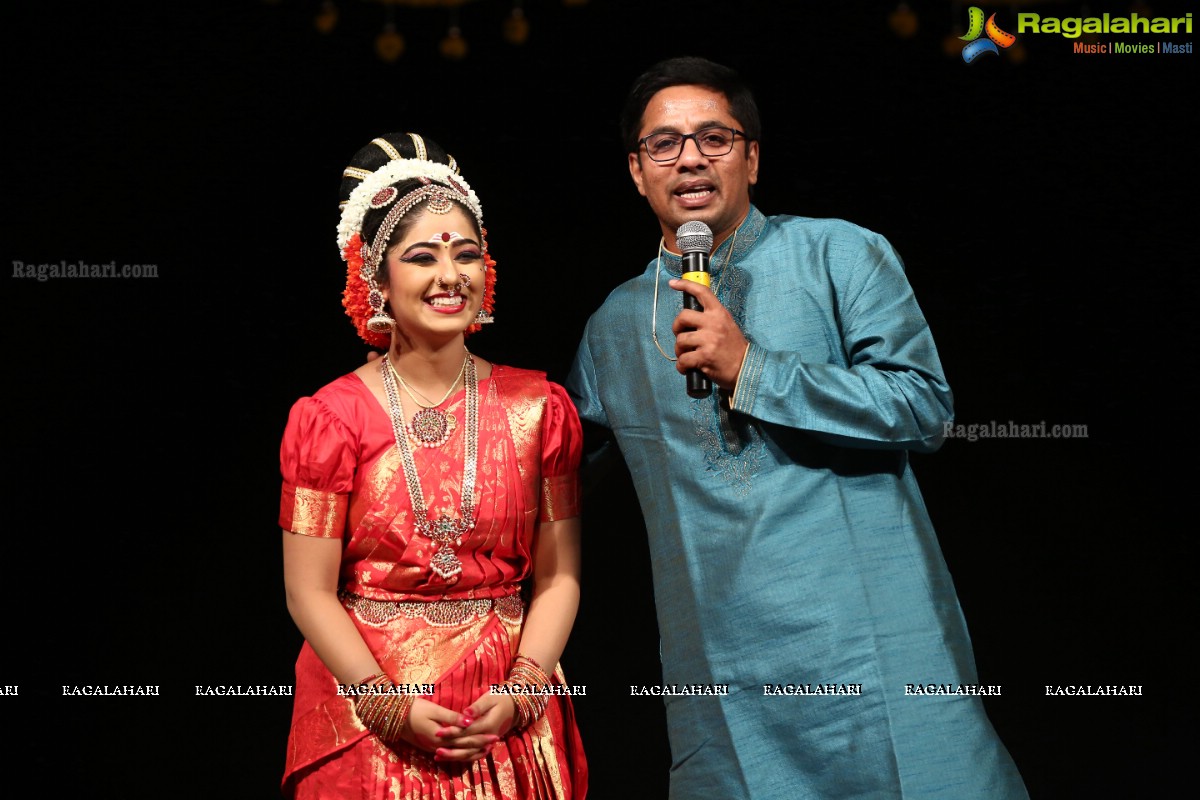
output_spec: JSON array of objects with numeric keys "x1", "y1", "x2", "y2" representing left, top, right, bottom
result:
[
  {"x1": 440, "y1": 27, "x2": 468, "y2": 59},
  {"x1": 314, "y1": 1, "x2": 339, "y2": 34},
  {"x1": 888, "y1": 3, "x2": 918, "y2": 38},
  {"x1": 943, "y1": 27, "x2": 965, "y2": 58},
  {"x1": 376, "y1": 26, "x2": 405, "y2": 61},
  {"x1": 503, "y1": 9, "x2": 529, "y2": 44}
]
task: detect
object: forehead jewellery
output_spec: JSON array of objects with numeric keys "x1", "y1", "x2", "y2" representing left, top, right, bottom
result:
[
  {"x1": 651, "y1": 226, "x2": 739, "y2": 362},
  {"x1": 379, "y1": 350, "x2": 479, "y2": 583}
]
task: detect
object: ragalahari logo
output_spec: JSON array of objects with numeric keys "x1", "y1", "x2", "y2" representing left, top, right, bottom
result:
[{"x1": 960, "y1": 7, "x2": 1017, "y2": 62}]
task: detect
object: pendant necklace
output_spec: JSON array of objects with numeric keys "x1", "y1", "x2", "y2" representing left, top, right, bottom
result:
[
  {"x1": 385, "y1": 352, "x2": 467, "y2": 448},
  {"x1": 380, "y1": 350, "x2": 479, "y2": 582}
]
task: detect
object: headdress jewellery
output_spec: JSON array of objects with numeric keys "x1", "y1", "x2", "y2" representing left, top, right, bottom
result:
[{"x1": 337, "y1": 134, "x2": 496, "y2": 347}]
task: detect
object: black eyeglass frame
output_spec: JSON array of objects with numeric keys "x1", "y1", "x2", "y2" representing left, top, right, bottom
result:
[{"x1": 638, "y1": 126, "x2": 748, "y2": 163}]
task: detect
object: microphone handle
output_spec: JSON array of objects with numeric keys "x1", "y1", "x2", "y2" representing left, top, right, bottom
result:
[
  {"x1": 686, "y1": 365, "x2": 711, "y2": 398},
  {"x1": 680, "y1": 251, "x2": 712, "y2": 398}
]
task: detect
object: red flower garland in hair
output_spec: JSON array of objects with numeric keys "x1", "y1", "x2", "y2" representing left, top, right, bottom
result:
[
  {"x1": 341, "y1": 230, "x2": 498, "y2": 346},
  {"x1": 341, "y1": 233, "x2": 391, "y2": 349},
  {"x1": 466, "y1": 228, "x2": 498, "y2": 335}
]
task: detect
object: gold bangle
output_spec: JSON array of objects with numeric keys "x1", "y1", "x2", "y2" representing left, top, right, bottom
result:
[{"x1": 352, "y1": 676, "x2": 415, "y2": 746}]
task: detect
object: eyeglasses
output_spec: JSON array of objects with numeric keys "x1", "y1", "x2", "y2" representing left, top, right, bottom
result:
[{"x1": 639, "y1": 126, "x2": 746, "y2": 162}]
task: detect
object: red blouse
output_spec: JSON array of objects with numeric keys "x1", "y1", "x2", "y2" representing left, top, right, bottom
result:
[{"x1": 279, "y1": 364, "x2": 582, "y2": 602}]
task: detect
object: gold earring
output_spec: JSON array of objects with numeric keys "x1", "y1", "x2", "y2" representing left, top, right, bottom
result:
[{"x1": 366, "y1": 285, "x2": 395, "y2": 333}]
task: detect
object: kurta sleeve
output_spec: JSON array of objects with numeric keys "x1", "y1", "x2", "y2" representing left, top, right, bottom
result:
[
  {"x1": 566, "y1": 324, "x2": 607, "y2": 428},
  {"x1": 728, "y1": 227, "x2": 954, "y2": 453},
  {"x1": 279, "y1": 396, "x2": 357, "y2": 538},
  {"x1": 538, "y1": 382, "x2": 583, "y2": 523}
]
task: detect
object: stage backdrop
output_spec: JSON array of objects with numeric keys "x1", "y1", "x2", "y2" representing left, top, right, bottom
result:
[{"x1": 4, "y1": 2, "x2": 1192, "y2": 797}]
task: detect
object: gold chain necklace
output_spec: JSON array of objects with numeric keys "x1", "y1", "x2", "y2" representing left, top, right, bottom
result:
[
  {"x1": 387, "y1": 354, "x2": 466, "y2": 408},
  {"x1": 651, "y1": 226, "x2": 739, "y2": 362},
  {"x1": 386, "y1": 352, "x2": 468, "y2": 448},
  {"x1": 379, "y1": 352, "x2": 479, "y2": 583}
]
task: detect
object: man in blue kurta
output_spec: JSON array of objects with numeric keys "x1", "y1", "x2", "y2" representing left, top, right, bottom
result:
[{"x1": 567, "y1": 57, "x2": 1028, "y2": 798}]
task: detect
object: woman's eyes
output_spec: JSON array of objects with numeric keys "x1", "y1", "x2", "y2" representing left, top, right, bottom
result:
[
  {"x1": 400, "y1": 252, "x2": 436, "y2": 264},
  {"x1": 401, "y1": 249, "x2": 481, "y2": 265}
]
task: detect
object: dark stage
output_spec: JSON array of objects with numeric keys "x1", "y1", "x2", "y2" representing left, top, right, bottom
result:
[{"x1": 3, "y1": 1, "x2": 1193, "y2": 797}]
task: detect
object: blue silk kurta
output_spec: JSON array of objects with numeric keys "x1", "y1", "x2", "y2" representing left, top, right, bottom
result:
[{"x1": 568, "y1": 208, "x2": 1027, "y2": 799}]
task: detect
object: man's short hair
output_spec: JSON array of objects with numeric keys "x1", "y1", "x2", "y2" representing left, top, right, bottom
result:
[{"x1": 620, "y1": 57, "x2": 762, "y2": 154}]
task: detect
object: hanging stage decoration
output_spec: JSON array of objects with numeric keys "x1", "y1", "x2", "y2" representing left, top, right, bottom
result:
[{"x1": 304, "y1": 0, "x2": 591, "y2": 62}]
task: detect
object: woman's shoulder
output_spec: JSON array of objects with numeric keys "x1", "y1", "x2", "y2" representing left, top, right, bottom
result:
[
  {"x1": 487, "y1": 363, "x2": 575, "y2": 410},
  {"x1": 292, "y1": 370, "x2": 373, "y2": 424},
  {"x1": 488, "y1": 362, "x2": 550, "y2": 391},
  {"x1": 489, "y1": 362, "x2": 543, "y2": 378}
]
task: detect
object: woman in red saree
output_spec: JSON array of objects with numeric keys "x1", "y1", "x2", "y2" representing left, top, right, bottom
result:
[{"x1": 279, "y1": 132, "x2": 587, "y2": 799}]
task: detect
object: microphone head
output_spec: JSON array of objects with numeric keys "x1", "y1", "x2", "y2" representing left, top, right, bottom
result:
[{"x1": 676, "y1": 221, "x2": 713, "y2": 254}]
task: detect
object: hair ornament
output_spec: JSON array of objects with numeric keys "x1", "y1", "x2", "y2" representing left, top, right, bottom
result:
[
  {"x1": 337, "y1": 158, "x2": 482, "y2": 253},
  {"x1": 370, "y1": 186, "x2": 399, "y2": 209},
  {"x1": 407, "y1": 132, "x2": 428, "y2": 161},
  {"x1": 426, "y1": 187, "x2": 455, "y2": 215},
  {"x1": 371, "y1": 137, "x2": 403, "y2": 160}
]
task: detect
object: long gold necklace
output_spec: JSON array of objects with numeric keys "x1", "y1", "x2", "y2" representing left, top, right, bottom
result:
[
  {"x1": 380, "y1": 352, "x2": 478, "y2": 583},
  {"x1": 651, "y1": 226, "x2": 739, "y2": 362},
  {"x1": 386, "y1": 352, "x2": 468, "y2": 448}
]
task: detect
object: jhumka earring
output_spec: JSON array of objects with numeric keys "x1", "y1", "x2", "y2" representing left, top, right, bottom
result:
[{"x1": 366, "y1": 283, "x2": 395, "y2": 332}]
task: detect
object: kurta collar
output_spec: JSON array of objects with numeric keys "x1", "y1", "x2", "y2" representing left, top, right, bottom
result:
[{"x1": 655, "y1": 205, "x2": 768, "y2": 279}]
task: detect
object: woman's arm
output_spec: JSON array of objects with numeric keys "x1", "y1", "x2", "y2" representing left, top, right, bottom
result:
[
  {"x1": 284, "y1": 531, "x2": 491, "y2": 759},
  {"x1": 282, "y1": 531, "x2": 380, "y2": 685},
  {"x1": 516, "y1": 516, "x2": 583, "y2": 671}
]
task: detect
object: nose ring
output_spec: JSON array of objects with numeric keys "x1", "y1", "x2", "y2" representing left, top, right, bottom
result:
[{"x1": 436, "y1": 275, "x2": 470, "y2": 295}]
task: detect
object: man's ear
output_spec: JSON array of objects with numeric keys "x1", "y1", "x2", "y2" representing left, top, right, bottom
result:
[
  {"x1": 628, "y1": 151, "x2": 648, "y2": 197},
  {"x1": 746, "y1": 140, "x2": 760, "y2": 187}
]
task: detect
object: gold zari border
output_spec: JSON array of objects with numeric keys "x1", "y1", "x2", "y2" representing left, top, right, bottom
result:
[{"x1": 286, "y1": 486, "x2": 347, "y2": 538}]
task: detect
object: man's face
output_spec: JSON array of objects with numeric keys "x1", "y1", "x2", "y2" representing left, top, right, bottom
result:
[{"x1": 628, "y1": 84, "x2": 759, "y2": 251}]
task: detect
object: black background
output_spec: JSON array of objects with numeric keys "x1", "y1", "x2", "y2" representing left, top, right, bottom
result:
[{"x1": 3, "y1": 1, "x2": 1193, "y2": 798}]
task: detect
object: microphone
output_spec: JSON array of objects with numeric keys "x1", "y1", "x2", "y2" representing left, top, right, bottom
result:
[{"x1": 676, "y1": 221, "x2": 714, "y2": 398}]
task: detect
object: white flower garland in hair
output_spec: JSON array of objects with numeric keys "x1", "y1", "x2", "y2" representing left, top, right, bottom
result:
[{"x1": 336, "y1": 159, "x2": 483, "y2": 252}]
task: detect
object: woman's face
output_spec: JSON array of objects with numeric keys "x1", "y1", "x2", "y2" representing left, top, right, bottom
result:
[{"x1": 381, "y1": 205, "x2": 485, "y2": 345}]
